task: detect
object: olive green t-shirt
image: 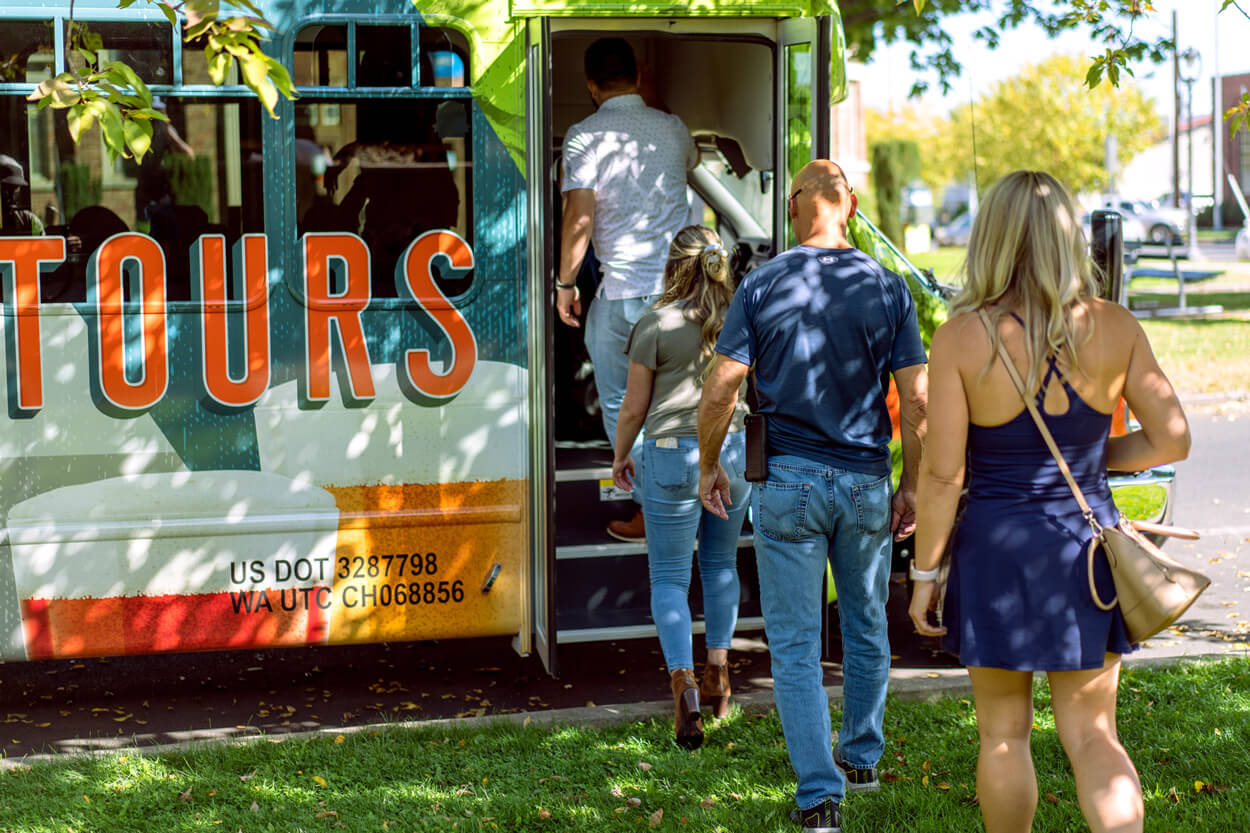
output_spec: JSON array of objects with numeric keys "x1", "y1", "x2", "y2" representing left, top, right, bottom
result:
[{"x1": 624, "y1": 301, "x2": 748, "y2": 439}]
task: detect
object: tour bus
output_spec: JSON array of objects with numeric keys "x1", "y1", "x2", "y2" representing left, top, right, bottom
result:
[{"x1": 0, "y1": 0, "x2": 1171, "y2": 677}]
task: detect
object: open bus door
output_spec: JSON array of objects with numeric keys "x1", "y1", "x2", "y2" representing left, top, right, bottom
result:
[
  {"x1": 524, "y1": 16, "x2": 560, "y2": 677},
  {"x1": 775, "y1": 14, "x2": 838, "y2": 244},
  {"x1": 776, "y1": 13, "x2": 844, "y2": 659}
]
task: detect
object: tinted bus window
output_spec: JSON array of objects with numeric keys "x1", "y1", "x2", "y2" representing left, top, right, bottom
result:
[
  {"x1": 294, "y1": 25, "x2": 347, "y2": 87},
  {"x1": 295, "y1": 99, "x2": 472, "y2": 298},
  {"x1": 0, "y1": 21, "x2": 54, "y2": 83},
  {"x1": 357, "y1": 25, "x2": 410, "y2": 87},
  {"x1": 1, "y1": 97, "x2": 263, "y2": 302},
  {"x1": 65, "y1": 20, "x2": 173, "y2": 85},
  {"x1": 420, "y1": 26, "x2": 469, "y2": 87}
]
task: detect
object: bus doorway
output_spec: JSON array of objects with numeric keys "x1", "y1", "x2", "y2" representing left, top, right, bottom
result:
[{"x1": 533, "y1": 18, "x2": 835, "y2": 664}]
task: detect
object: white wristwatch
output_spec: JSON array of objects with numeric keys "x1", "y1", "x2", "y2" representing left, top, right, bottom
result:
[{"x1": 909, "y1": 563, "x2": 941, "y2": 582}]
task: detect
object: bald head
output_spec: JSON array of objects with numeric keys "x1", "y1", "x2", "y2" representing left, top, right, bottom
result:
[
  {"x1": 791, "y1": 160, "x2": 852, "y2": 208},
  {"x1": 788, "y1": 159, "x2": 856, "y2": 248}
]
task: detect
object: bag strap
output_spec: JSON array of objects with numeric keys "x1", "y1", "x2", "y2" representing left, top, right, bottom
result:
[
  {"x1": 976, "y1": 309, "x2": 1118, "y2": 611},
  {"x1": 976, "y1": 309, "x2": 1102, "y2": 532}
]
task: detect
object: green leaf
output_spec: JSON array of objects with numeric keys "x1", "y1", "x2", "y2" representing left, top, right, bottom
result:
[
  {"x1": 66, "y1": 103, "x2": 95, "y2": 142},
  {"x1": 104, "y1": 60, "x2": 153, "y2": 108},
  {"x1": 1084, "y1": 61, "x2": 1104, "y2": 89},
  {"x1": 158, "y1": 2, "x2": 178, "y2": 28},
  {"x1": 118, "y1": 0, "x2": 138, "y2": 6},
  {"x1": 131, "y1": 107, "x2": 171, "y2": 122},
  {"x1": 237, "y1": 48, "x2": 278, "y2": 117},
  {"x1": 27, "y1": 73, "x2": 80, "y2": 108},
  {"x1": 123, "y1": 117, "x2": 154, "y2": 162},
  {"x1": 208, "y1": 50, "x2": 232, "y2": 85},
  {"x1": 263, "y1": 54, "x2": 296, "y2": 100},
  {"x1": 1221, "y1": 0, "x2": 1236, "y2": 11},
  {"x1": 99, "y1": 107, "x2": 127, "y2": 161},
  {"x1": 228, "y1": 0, "x2": 266, "y2": 18}
]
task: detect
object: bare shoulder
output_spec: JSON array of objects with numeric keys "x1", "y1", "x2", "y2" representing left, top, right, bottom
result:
[
  {"x1": 1081, "y1": 297, "x2": 1144, "y2": 352},
  {"x1": 931, "y1": 311, "x2": 990, "y2": 359}
]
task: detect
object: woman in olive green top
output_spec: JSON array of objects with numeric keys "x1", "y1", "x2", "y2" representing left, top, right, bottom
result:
[{"x1": 612, "y1": 225, "x2": 751, "y2": 750}]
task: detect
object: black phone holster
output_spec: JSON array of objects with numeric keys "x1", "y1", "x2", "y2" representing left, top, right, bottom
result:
[{"x1": 743, "y1": 369, "x2": 767, "y2": 482}]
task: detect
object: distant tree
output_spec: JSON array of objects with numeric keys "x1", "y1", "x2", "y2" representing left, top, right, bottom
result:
[
  {"x1": 942, "y1": 54, "x2": 1162, "y2": 195},
  {"x1": 870, "y1": 139, "x2": 921, "y2": 246},
  {"x1": 864, "y1": 104, "x2": 958, "y2": 193},
  {"x1": 883, "y1": 0, "x2": 1250, "y2": 136}
]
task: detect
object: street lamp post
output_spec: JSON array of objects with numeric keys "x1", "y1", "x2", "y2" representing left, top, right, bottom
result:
[{"x1": 1178, "y1": 46, "x2": 1203, "y2": 263}]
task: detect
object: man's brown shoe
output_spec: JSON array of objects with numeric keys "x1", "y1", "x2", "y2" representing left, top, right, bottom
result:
[
  {"x1": 700, "y1": 663, "x2": 731, "y2": 719},
  {"x1": 606, "y1": 509, "x2": 645, "y2": 543},
  {"x1": 670, "y1": 668, "x2": 703, "y2": 749}
]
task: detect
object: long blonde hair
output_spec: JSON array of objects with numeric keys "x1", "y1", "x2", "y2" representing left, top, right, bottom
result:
[
  {"x1": 950, "y1": 170, "x2": 1099, "y2": 389},
  {"x1": 656, "y1": 225, "x2": 734, "y2": 359}
]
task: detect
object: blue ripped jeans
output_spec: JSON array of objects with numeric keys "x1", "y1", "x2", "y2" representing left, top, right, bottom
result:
[
  {"x1": 752, "y1": 454, "x2": 893, "y2": 810},
  {"x1": 643, "y1": 432, "x2": 751, "y2": 672}
]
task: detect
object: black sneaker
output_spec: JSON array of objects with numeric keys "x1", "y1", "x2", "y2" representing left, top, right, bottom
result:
[
  {"x1": 789, "y1": 797, "x2": 841, "y2": 832},
  {"x1": 834, "y1": 746, "x2": 880, "y2": 793}
]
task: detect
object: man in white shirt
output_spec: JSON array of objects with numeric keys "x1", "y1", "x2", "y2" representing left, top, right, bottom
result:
[{"x1": 556, "y1": 37, "x2": 697, "y2": 542}]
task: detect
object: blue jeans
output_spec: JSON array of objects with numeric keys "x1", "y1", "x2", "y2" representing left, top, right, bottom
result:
[
  {"x1": 752, "y1": 454, "x2": 893, "y2": 810},
  {"x1": 585, "y1": 291, "x2": 657, "y2": 475},
  {"x1": 643, "y1": 432, "x2": 751, "y2": 672}
]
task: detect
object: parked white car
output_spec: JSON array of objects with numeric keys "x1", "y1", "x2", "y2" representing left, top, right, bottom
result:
[
  {"x1": 1237, "y1": 224, "x2": 1250, "y2": 260},
  {"x1": 1109, "y1": 199, "x2": 1189, "y2": 245}
]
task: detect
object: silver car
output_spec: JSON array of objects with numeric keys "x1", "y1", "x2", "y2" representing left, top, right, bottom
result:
[{"x1": 1109, "y1": 199, "x2": 1189, "y2": 245}]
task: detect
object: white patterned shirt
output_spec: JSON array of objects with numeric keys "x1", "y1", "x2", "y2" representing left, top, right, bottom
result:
[{"x1": 562, "y1": 94, "x2": 698, "y2": 299}]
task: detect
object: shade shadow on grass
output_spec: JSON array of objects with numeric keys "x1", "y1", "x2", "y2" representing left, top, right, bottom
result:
[{"x1": 1, "y1": 658, "x2": 1246, "y2": 832}]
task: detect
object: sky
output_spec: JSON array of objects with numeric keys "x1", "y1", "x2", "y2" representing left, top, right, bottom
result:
[{"x1": 859, "y1": 0, "x2": 1250, "y2": 121}]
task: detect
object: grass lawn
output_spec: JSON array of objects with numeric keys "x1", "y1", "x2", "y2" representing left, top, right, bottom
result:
[{"x1": 1, "y1": 657, "x2": 1246, "y2": 832}]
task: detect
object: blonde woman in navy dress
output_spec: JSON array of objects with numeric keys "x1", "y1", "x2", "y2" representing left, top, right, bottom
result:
[{"x1": 909, "y1": 171, "x2": 1190, "y2": 833}]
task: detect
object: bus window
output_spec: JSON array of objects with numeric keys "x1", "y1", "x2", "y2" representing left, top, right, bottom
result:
[
  {"x1": 0, "y1": 21, "x2": 54, "y2": 83},
  {"x1": 357, "y1": 25, "x2": 410, "y2": 87},
  {"x1": 294, "y1": 99, "x2": 472, "y2": 299},
  {"x1": 293, "y1": 25, "x2": 348, "y2": 88},
  {"x1": 1, "y1": 96, "x2": 263, "y2": 303},
  {"x1": 64, "y1": 20, "x2": 173, "y2": 85},
  {"x1": 420, "y1": 26, "x2": 469, "y2": 87}
]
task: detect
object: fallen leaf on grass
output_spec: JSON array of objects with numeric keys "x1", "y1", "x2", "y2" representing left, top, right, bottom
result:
[
  {"x1": 626, "y1": 798, "x2": 642, "y2": 807},
  {"x1": 1044, "y1": 793, "x2": 1059, "y2": 804},
  {"x1": 250, "y1": 801, "x2": 260, "y2": 812},
  {"x1": 312, "y1": 775, "x2": 328, "y2": 788},
  {"x1": 1167, "y1": 787, "x2": 1180, "y2": 803},
  {"x1": 637, "y1": 762, "x2": 652, "y2": 771},
  {"x1": 649, "y1": 809, "x2": 664, "y2": 827},
  {"x1": 611, "y1": 786, "x2": 624, "y2": 798},
  {"x1": 240, "y1": 771, "x2": 258, "y2": 782},
  {"x1": 700, "y1": 797, "x2": 714, "y2": 808},
  {"x1": 538, "y1": 807, "x2": 551, "y2": 820},
  {"x1": 178, "y1": 786, "x2": 193, "y2": 802},
  {"x1": 729, "y1": 793, "x2": 742, "y2": 801},
  {"x1": 314, "y1": 810, "x2": 338, "y2": 819}
]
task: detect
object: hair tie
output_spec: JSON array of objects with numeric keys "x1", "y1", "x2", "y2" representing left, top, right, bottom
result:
[{"x1": 703, "y1": 243, "x2": 725, "y2": 257}]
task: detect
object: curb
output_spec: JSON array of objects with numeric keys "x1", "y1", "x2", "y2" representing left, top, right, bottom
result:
[
  {"x1": 1180, "y1": 390, "x2": 1250, "y2": 405},
  {"x1": 2, "y1": 651, "x2": 1238, "y2": 771}
]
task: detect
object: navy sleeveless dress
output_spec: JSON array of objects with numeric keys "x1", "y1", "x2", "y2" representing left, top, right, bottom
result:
[{"x1": 941, "y1": 353, "x2": 1136, "y2": 671}]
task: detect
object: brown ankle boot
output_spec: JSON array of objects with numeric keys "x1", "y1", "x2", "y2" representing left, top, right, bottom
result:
[
  {"x1": 700, "y1": 663, "x2": 731, "y2": 719},
  {"x1": 669, "y1": 668, "x2": 703, "y2": 750}
]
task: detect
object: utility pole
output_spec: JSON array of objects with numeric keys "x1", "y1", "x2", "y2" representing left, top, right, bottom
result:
[
  {"x1": 1213, "y1": 0, "x2": 1223, "y2": 231},
  {"x1": 1171, "y1": 10, "x2": 1180, "y2": 209}
]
